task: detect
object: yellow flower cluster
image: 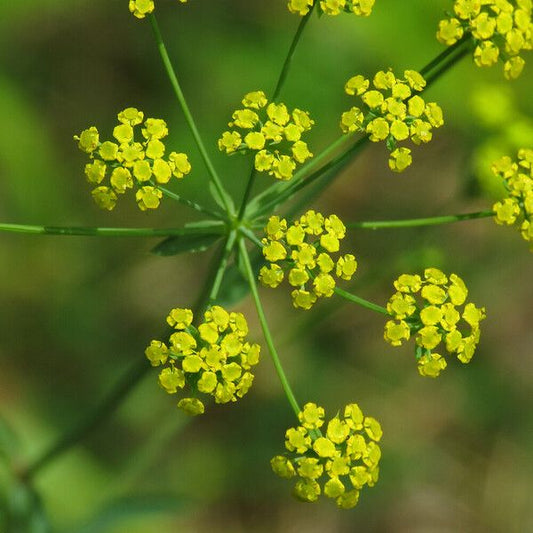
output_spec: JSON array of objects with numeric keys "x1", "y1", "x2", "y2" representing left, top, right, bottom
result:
[
  {"x1": 145, "y1": 306, "x2": 260, "y2": 415},
  {"x1": 75, "y1": 108, "x2": 191, "y2": 211},
  {"x1": 340, "y1": 69, "x2": 444, "y2": 172},
  {"x1": 437, "y1": 0, "x2": 533, "y2": 79},
  {"x1": 384, "y1": 269, "x2": 486, "y2": 377},
  {"x1": 287, "y1": 0, "x2": 375, "y2": 17},
  {"x1": 129, "y1": 0, "x2": 188, "y2": 19},
  {"x1": 271, "y1": 402, "x2": 382, "y2": 509},
  {"x1": 258, "y1": 211, "x2": 357, "y2": 309},
  {"x1": 218, "y1": 91, "x2": 314, "y2": 181},
  {"x1": 492, "y1": 148, "x2": 533, "y2": 249}
]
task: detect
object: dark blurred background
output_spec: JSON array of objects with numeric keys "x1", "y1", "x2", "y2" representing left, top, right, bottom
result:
[{"x1": 1, "y1": 1, "x2": 532, "y2": 531}]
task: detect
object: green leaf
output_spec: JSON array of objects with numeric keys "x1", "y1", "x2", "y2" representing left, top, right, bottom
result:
[{"x1": 151, "y1": 233, "x2": 222, "y2": 256}]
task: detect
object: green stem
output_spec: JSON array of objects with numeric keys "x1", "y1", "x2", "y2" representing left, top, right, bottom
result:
[
  {"x1": 156, "y1": 185, "x2": 223, "y2": 219},
  {"x1": 419, "y1": 34, "x2": 471, "y2": 77},
  {"x1": 346, "y1": 210, "x2": 494, "y2": 230},
  {"x1": 238, "y1": 239, "x2": 300, "y2": 419},
  {"x1": 0, "y1": 222, "x2": 225, "y2": 238},
  {"x1": 425, "y1": 37, "x2": 473, "y2": 89},
  {"x1": 148, "y1": 14, "x2": 233, "y2": 215},
  {"x1": 334, "y1": 287, "x2": 389, "y2": 316},
  {"x1": 192, "y1": 230, "x2": 239, "y2": 314},
  {"x1": 207, "y1": 230, "x2": 238, "y2": 304},
  {"x1": 272, "y1": 4, "x2": 316, "y2": 101},
  {"x1": 237, "y1": 167, "x2": 258, "y2": 220}
]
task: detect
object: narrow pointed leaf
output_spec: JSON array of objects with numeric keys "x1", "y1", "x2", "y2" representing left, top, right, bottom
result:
[{"x1": 151, "y1": 233, "x2": 222, "y2": 256}]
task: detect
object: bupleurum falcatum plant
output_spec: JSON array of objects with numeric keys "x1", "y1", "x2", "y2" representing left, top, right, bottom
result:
[{"x1": 1, "y1": 0, "x2": 531, "y2": 524}]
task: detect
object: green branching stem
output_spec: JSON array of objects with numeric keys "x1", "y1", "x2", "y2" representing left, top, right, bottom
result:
[
  {"x1": 238, "y1": 239, "x2": 301, "y2": 419},
  {"x1": 148, "y1": 14, "x2": 233, "y2": 215},
  {"x1": 238, "y1": 167, "x2": 258, "y2": 220},
  {"x1": 346, "y1": 210, "x2": 494, "y2": 230},
  {"x1": 272, "y1": 4, "x2": 316, "y2": 101},
  {"x1": 0, "y1": 222, "x2": 226, "y2": 238},
  {"x1": 15, "y1": 16, "x2": 477, "y2": 487},
  {"x1": 334, "y1": 287, "x2": 389, "y2": 316},
  {"x1": 156, "y1": 185, "x2": 224, "y2": 219}
]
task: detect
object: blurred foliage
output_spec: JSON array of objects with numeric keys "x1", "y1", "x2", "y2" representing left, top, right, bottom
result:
[{"x1": 1, "y1": 1, "x2": 532, "y2": 532}]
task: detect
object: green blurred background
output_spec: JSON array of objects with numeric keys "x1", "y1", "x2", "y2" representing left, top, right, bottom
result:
[{"x1": 1, "y1": 1, "x2": 532, "y2": 531}]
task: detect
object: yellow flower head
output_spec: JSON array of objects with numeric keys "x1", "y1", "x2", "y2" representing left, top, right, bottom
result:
[
  {"x1": 145, "y1": 306, "x2": 260, "y2": 415},
  {"x1": 129, "y1": 0, "x2": 188, "y2": 19},
  {"x1": 271, "y1": 402, "x2": 382, "y2": 509},
  {"x1": 75, "y1": 108, "x2": 191, "y2": 211},
  {"x1": 491, "y1": 148, "x2": 533, "y2": 250},
  {"x1": 384, "y1": 268, "x2": 486, "y2": 376},
  {"x1": 218, "y1": 90, "x2": 314, "y2": 181},
  {"x1": 340, "y1": 69, "x2": 444, "y2": 172},
  {"x1": 436, "y1": 1, "x2": 533, "y2": 79},
  {"x1": 287, "y1": 0, "x2": 375, "y2": 17},
  {"x1": 259, "y1": 211, "x2": 357, "y2": 309}
]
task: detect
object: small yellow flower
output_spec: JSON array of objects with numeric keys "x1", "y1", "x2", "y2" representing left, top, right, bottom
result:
[
  {"x1": 84, "y1": 160, "x2": 106, "y2": 184},
  {"x1": 136, "y1": 186, "x2": 162, "y2": 210},
  {"x1": 146, "y1": 306, "x2": 260, "y2": 415},
  {"x1": 388, "y1": 148, "x2": 412, "y2": 173},
  {"x1": 145, "y1": 340, "x2": 169, "y2": 366},
  {"x1": 287, "y1": 0, "x2": 375, "y2": 17},
  {"x1": 491, "y1": 149, "x2": 533, "y2": 249},
  {"x1": 345, "y1": 75, "x2": 370, "y2": 95},
  {"x1": 177, "y1": 398, "x2": 205, "y2": 416},
  {"x1": 341, "y1": 69, "x2": 444, "y2": 171},
  {"x1": 75, "y1": 108, "x2": 191, "y2": 211},
  {"x1": 91, "y1": 186, "x2": 117, "y2": 210},
  {"x1": 273, "y1": 402, "x2": 382, "y2": 509},
  {"x1": 110, "y1": 167, "x2": 133, "y2": 194},
  {"x1": 260, "y1": 211, "x2": 357, "y2": 309},
  {"x1": 437, "y1": 1, "x2": 533, "y2": 79},
  {"x1": 244, "y1": 131, "x2": 266, "y2": 150},
  {"x1": 418, "y1": 352, "x2": 447, "y2": 378},
  {"x1": 384, "y1": 269, "x2": 486, "y2": 375},
  {"x1": 129, "y1": 0, "x2": 155, "y2": 19},
  {"x1": 75, "y1": 127, "x2": 99, "y2": 153},
  {"x1": 218, "y1": 90, "x2": 314, "y2": 181}
]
